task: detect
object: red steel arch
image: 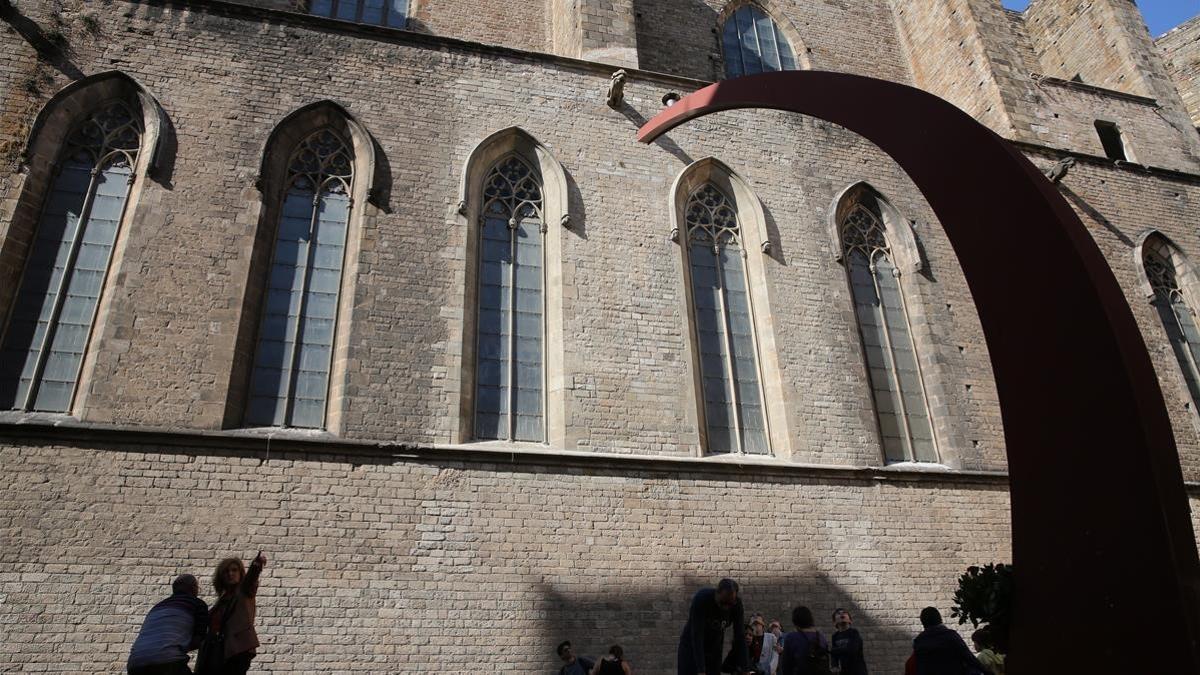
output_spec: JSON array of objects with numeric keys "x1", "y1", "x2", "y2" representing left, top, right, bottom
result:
[{"x1": 638, "y1": 71, "x2": 1200, "y2": 673}]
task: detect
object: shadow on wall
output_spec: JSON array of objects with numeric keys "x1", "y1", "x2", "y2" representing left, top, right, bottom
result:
[
  {"x1": 536, "y1": 572, "x2": 916, "y2": 674},
  {"x1": 0, "y1": 2, "x2": 85, "y2": 81},
  {"x1": 632, "y1": 0, "x2": 720, "y2": 81}
]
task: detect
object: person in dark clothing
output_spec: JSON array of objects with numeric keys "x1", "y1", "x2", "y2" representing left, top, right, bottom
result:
[
  {"x1": 677, "y1": 578, "x2": 752, "y2": 675},
  {"x1": 127, "y1": 574, "x2": 209, "y2": 675},
  {"x1": 912, "y1": 607, "x2": 985, "y2": 675},
  {"x1": 558, "y1": 641, "x2": 595, "y2": 675},
  {"x1": 829, "y1": 608, "x2": 868, "y2": 675},
  {"x1": 591, "y1": 644, "x2": 633, "y2": 675},
  {"x1": 722, "y1": 625, "x2": 755, "y2": 673},
  {"x1": 778, "y1": 606, "x2": 829, "y2": 675}
]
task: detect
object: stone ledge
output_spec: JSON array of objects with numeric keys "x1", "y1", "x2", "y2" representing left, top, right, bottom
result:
[
  {"x1": 1013, "y1": 139, "x2": 1200, "y2": 183},
  {"x1": 1032, "y1": 73, "x2": 1160, "y2": 106},
  {"x1": 0, "y1": 415, "x2": 1014, "y2": 488}
]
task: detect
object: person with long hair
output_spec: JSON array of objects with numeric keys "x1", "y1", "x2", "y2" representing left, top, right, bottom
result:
[{"x1": 207, "y1": 552, "x2": 267, "y2": 674}]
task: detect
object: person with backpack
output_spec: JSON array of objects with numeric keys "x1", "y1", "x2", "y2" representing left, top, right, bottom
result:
[
  {"x1": 591, "y1": 644, "x2": 634, "y2": 675},
  {"x1": 911, "y1": 607, "x2": 985, "y2": 675},
  {"x1": 778, "y1": 606, "x2": 832, "y2": 675}
]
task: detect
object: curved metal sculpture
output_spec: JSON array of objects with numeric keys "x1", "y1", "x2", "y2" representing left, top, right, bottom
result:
[{"x1": 638, "y1": 71, "x2": 1200, "y2": 673}]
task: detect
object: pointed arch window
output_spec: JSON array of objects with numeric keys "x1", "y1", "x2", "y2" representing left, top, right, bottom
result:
[
  {"x1": 841, "y1": 202, "x2": 937, "y2": 463},
  {"x1": 473, "y1": 155, "x2": 545, "y2": 442},
  {"x1": 0, "y1": 100, "x2": 141, "y2": 412},
  {"x1": 685, "y1": 183, "x2": 769, "y2": 454},
  {"x1": 721, "y1": 4, "x2": 798, "y2": 79},
  {"x1": 308, "y1": 0, "x2": 408, "y2": 28},
  {"x1": 244, "y1": 129, "x2": 354, "y2": 429},
  {"x1": 1143, "y1": 238, "x2": 1200, "y2": 407}
]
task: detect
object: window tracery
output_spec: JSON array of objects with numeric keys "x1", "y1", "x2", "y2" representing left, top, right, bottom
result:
[
  {"x1": 0, "y1": 100, "x2": 142, "y2": 412},
  {"x1": 840, "y1": 202, "x2": 937, "y2": 463},
  {"x1": 244, "y1": 129, "x2": 354, "y2": 429},
  {"x1": 1144, "y1": 238, "x2": 1200, "y2": 408},
  {"x1": 474, "y1": 155, "x2": 545, "y2": 442},
  {"x1": 685, "y1": 183, "x2": 769, "y2": 454}
]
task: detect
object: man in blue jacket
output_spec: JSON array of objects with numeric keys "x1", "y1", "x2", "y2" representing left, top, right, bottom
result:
[
  {"x1": 127, "y1": 575, "x2": 209, "y2": 675},
  {"x1": 912, "y1": 607, "x2": 986, "y2": 675},
  {"x1": 678, "y1": 578, "x2": 752, "y2": 675}
]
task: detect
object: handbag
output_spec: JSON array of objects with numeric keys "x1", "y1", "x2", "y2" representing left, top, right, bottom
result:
[{"x1": 195, "y1": 594, "x2": 238, "y2": 675}]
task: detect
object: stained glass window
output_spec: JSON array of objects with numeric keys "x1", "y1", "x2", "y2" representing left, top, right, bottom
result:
[
  {"x1": 1144, "y1": 239, "x2": 1200, "y2": 408},
  {"x1": 0, "y1": 101, "x2": 141, "y2": 412},
  {"x1": 308, "y1": 0, "x2": 407, "y2": 28},
  {"x1": 721, "y1": 4, "x2": 798, "y2": 79},
  {"x1": 245, "y1": 129, "x2": 354, "y2": 429},
  {"x1": 474, "y1": 156, "x2": 545, "y2": 442},
  {"x1": 685, "y1": 184, "x2": 768, "y2": 455},
  {"x1": 841, "y1": 203, "x2": 937, "y2": 463}
]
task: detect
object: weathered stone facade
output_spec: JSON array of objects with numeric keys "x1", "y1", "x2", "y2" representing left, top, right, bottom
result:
[{"x1": 0, "y1": 0, "x2": 1197, "y2": 672}]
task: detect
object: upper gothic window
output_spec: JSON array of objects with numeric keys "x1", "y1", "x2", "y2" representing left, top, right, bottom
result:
[
  {"x1": 840, "y1": 199, "x2": 937, "y2": 463},
  {"x1": 474, "y1": 155, "x2": 545, "y2": 442},
  {"x1": 721, "y1": 4, "x2": 798, "y2": 79},
  {"x1": 244, "y1": 129, "x2": 354, "y2": 429},
  {"x1": 685, "y1": 183, "x2": 769, "y2": 455},
  {"x1": 0, "y1": 100, "x2": 141, "y2": 412},
  {"x1": 1143, "y1": 237, "x2": 1200, "y2": 408},
  {"x1": 308, "y1": 0, "x2": 408, "y2": 28}
]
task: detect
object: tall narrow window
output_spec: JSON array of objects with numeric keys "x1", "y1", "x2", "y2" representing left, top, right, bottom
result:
[
  {"x1": 308, "y1": 0, "x2": 407, "y2": 28},
  {"x1": 721, "y1": 4, "x2": 798, "y2": 79},
  {"x1": 474, "y1": 156, "x2": 545, "y2": 442},
  {"x1": 685, "y1": 184, "x2": 768, "y2": 454},
  {"x1": 245, "y1": 130, "x2": 353, "y2": 429},
  {"x1": 841, "y1": 202, "x2": 937, "y2": 463},
  {"x1": 1143, "y1": 239, "x2": 1200, "y2": 407},
  {"x1": 0, "y1": 101, "x2": 141, "y2": 412}
]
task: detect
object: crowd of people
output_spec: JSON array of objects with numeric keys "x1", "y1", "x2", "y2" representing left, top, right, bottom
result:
[
  {"x1": 559, "y1": 578, "x2": 1006, "y2": 675},
  {"x1": 126, "y1": 552, "x2": 268, "y2": 675},
  {"x1": 127, "y1": 564, "x2": 998, "y2": 675}
]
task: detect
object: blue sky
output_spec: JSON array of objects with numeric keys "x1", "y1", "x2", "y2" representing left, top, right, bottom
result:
[{"x1": 1001, "y1": 0, "x2": 1199, "y2": 37}]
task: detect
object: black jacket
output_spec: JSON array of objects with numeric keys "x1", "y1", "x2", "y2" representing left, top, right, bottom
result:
[
  {"x1": 913, "y1": 625, "x2": 984, "y2": 675},
  {"x1": 678, "y1": 588, "x2": 748, "y2": 673}
]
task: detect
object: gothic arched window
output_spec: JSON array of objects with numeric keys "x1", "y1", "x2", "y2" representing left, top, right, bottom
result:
[
  {"x1": 1143, "y1": 238, "x2": 1200, "y2": 407},
  {"x1": 0, "y1": 100, "x2": 141, "y2": 412},
  {"x1": 841, "y1": 201, "x2": 937, "y2": 463},
  {"x1": 721, "y1": 4, "x2": 798, "y2": 79},
  {"x1": 244, "y1": 129, "x2": 354, "y2": 429},
  {"x1": 308, "y1": 0, "x2": 407, "y2": 28},
  {"x1": 685, "y1": 183, "x2": 769, "y2": 454},
  {"x1": 474, "y1": 155, "x2": 545, "y2": 442}
]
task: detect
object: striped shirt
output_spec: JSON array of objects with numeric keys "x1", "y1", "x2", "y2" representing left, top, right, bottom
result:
[{"x1": 127, "y1": 592, "x2": 209, "y2": 668}]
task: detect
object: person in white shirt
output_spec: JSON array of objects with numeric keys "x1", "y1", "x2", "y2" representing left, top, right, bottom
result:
[{"x1": 757, "y1": 619, "x2": 784, "y2": 675}]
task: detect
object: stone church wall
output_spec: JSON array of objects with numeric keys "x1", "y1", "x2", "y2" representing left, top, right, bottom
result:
[
  {"x1": 1158, "y1": 16, "x2": 1200, "y2": 131},
  {"x1": 0, "y1": 432, "x2": 1013, "y2": 672},
  {"x1": 2, "y1": 0, "x2": 1200, "y2": 672}
]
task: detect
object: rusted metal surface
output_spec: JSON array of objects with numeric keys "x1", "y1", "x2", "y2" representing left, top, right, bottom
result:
[{"x1": 638, "y1": 71, "x2": 1200, "y2": 673}]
